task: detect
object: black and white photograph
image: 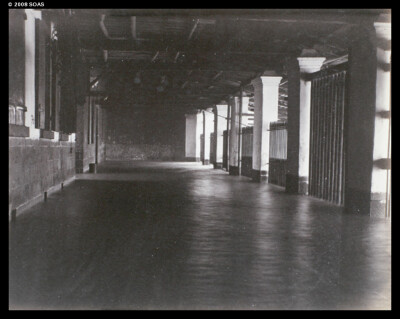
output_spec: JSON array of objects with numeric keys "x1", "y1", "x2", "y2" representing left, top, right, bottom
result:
[{"x1": 8, "y1": 7, "x2": 391, "y2": 310}]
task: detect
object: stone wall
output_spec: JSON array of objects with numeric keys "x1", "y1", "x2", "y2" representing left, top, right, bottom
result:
[
  {"x1": 9, "y1": 137, "x2": 75, "y2": 211},
  {"x1": 105, "y1": 144, "x2": 174, "y2": 161},
  {"x1": 105, "y1": 106, "x2": 185, "y2": 161}
]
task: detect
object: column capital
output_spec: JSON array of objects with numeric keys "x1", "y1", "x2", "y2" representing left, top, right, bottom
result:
[
  {"x1": 374, "y1": 22, "x2": 391, "y2": 42},
  {"x1": 251, "y1": 76, "x2": 282, "y2": 90},
  {"x1": 215, "y1": 104, "x2": 228, "y2": 112},
  {"x1": 297, "y1": 57, "x2": 326, "y2": 74},
  {"x1": 25, "y1": 9, "x2": 42, "y2": 20}
]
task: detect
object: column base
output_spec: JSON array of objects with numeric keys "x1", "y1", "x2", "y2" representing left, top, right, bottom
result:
[
  {"x1": 298, "y1": 176, "x2": 308, "y2": 195},
  {"x1": 213, "y1": 162, "x2": 223, "y2": 169},
  {"x1": 285, "y1": 174, "x2": 308, "y2": 194},
  {"x1": 202, "y1": 159, "x2": 210, "y2": 165},
  {"x1": 229, "y1": 165, "x2": 240, "y2": 176},
  {"x1": 251, "y1": 169, "x2": 268, "y2": 182},
  {"x1": 345, "y1": 188, "x2": 388, "y2": 217},
  {"x1": 185, "y1": 157, "x2": 200, "y2": 162},
  {"x1": 89, "y1": 163, "x2": 97, "y2": 173},
  {"x1": 344, "y1": 187, "x2": 371, "y2": 215},
  {"x1": 370, "y1": 192, "x2": 388, "y2": 218},
  {"x1": 285, "y1": 173, "x2": 299, "y2": 193}
]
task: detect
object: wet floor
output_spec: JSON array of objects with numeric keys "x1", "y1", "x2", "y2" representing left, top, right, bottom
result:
[{"x1": 9, "y1": 161, "x2": 391, "y2": 310}]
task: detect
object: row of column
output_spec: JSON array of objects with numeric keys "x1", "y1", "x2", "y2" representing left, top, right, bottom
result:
[
  {"x1": 184, "y1": 59, "x2": 323, "y2": 183},
  {"x1": 22, "y1": 9, "x2": 76, "y2": 142},
  {"x1": 184, "y1": 65, "x2": 311, "y2": 186},
  {"x1": 184, "y1": 17, "x2": 391, "y2": 217}
]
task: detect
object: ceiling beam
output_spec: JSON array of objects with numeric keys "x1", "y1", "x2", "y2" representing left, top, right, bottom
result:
[
  {"x1": 174, "y1": 51, "x2": 180, "y2": 63},
  {"x1": 99, "y1": 14, "x2": 127, "y2": 40},
  {"x1": 188, "y1": 19, "x2": 200, "y2": 40},
  {"x1": 130, "y1": 16, "x2": 137, "y2": 39},
  {"x1": 79, "y1": 37, "x2": 295, "y2": 55},
  {"x1": 85, "y1": 62, "x2": 269, "y2": 74},
  {"x1": 151, "y1": 51, "x2": 159, "y2": 62},
  {"x1": 212, "y1": 71, "x2": 223, "y2": 81},
  {"x1": 70, "y1": 9, "x2": 385, "y2": 25}
]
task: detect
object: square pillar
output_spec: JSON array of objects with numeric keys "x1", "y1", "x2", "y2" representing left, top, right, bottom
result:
[
  {"x1": 241, "y1": 97, "x2": 252, "y2": 127},
  {"x1": 251, "y1": 75, "x2": 282, "y2": 182},
  {"x1": 229, "y1": 96, "x2": 240, "y2": 175},
  {"x1": 213, "y1": 104, "x2": 228, "y2": 169},
  {"x1": 285, "y1": 51, "x2": 325, "y2": 194},
  {"x1": 345, "y1": 24, "x2": 387, "y2": 216},
  {"x1": 195, "y1": 111, "x2": 203, "y2": 161},
  {"x1": 24, "y1": 9, "x2": 41, "y2": 139},
  {"x1": 371, "y1": 18, "x2": 391, "y2": 217},
  {"x1": 202, "y1": 108, "x2": 214, "y2": 165},
  {"x1": 185, "y1": 113, "x2": 200, "y2": 161}
]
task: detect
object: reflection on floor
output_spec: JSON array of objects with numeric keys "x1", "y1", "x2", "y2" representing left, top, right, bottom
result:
[{"x1": 9, "y1": 161, "x2": 391, "y2": 310}]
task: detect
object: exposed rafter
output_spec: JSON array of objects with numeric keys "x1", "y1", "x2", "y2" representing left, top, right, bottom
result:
[{"x1": 58, "y1": 9, "x2": 385, "y2": 110}]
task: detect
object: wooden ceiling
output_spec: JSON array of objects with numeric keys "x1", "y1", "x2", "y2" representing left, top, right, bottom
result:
[{"x1": 44, "y1": 9, "x2": 388, "y2": 112}]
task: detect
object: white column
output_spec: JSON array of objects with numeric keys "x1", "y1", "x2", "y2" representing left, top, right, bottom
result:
[
  {"x1": 371, "y1": 19, "x2": 391, "y2": 217},
  {"x1": 213, "y1": 104, "x2": 228, "y2": 168},
  {"x1": 229, "y1": 96, "x2": 240, "y2": 175},
  {"x1": 185, "y1": 113, "x2": 199, "y2": 161},
  {"x1": 241, "y1": 97, "x2": 250, "y2": 127},
  {"x1": 251, "y1": 75, "x2": 282, "y2": 182},
  {"x1": 24, "y1": 9, "x2": 41, "y2": 139},
  {"x1": 296, "y1": 53, "x2": 326, "y2": 193},
  {"x1": 202, "y1": 108, "x2": 214, "y2": 165}
]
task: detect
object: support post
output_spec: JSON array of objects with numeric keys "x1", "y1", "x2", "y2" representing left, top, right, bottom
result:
[
  {"x1": 213, "y1": 103, "x2": 228, "y2": 169},
  {"x1": 202, "y1": 108, "x2": 214, "y2": 165},
  {"x1": 24, "y1": 9, "x2": 41, "y2": 139},
  {"x1": 251, "y1": 74, "x2": 282, "y2": 182},
  {"x1": 344, "y1": 22, "x2": 390, "y2": 216},
  {"x1": 185, "y1": 113, "x2": 200, "y2": 161},
  {"x1": 371, "y1": 17, "x2": 391, "y2": 218},
  {"x1": 238, "y1": 89, "x2": 243, "y2": 175},
  {"x1": 195, "y1": 111, "x2": 203, "y2": 161},
  {"x1": 285, "y1": 51, "x2": 325, "y2": 193},
  {"x1": 228, "y1": 96, "x2": 240, "y2": 175}
]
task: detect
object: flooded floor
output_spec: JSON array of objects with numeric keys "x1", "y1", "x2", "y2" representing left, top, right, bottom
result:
[{"x1": 9, "y1": 161, "x2": 391, "y2": 310}]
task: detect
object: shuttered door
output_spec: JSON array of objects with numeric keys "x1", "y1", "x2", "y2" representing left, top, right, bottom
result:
[
  {"x1": 241, "y1": 126, "x2": 253, "y2": 178},
  {"x1": 269, "y1": 121, "x2": 287, "y2": 187},
  {"x1": 210, "y1": 132, "x2": 216, "y2": 165},
  {"x1": 223, "y1": 130, "x2": 228, "y2": 170},
  {"x1": 309, "y1": 70, "x2": 346, "y2": 205}
]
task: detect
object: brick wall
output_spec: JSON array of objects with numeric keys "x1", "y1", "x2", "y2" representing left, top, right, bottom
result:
[{"x1": 9, "y1": 137, "x2": 75, "y2": 211}]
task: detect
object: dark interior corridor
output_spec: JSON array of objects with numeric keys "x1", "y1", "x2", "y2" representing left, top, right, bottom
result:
[{"x1": 9, "y1": 8, "x2": 391, "y2": 310}]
